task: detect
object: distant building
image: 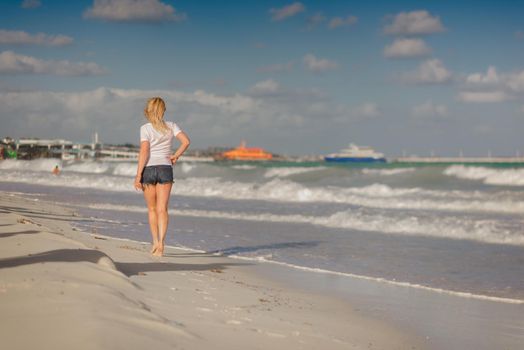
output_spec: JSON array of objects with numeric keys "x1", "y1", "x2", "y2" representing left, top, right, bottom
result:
[
  {"x1": 16, "y1": 138, "x2": 73, "y2": 160},
  {"x1": 98, "y1": 145, "x2": 138, "y2": 160},
  {"x1": 5, "y1": 132, "x2": 106, "y2": 160}
]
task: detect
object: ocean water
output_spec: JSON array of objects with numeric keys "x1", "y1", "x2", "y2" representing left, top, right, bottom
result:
[{"x1": 1, "y1": 158, "x2": 524, "y2": 302}]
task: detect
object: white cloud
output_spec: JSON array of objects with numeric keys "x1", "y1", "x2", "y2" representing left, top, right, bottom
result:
[
  {"x1": 177, "y1": 89, "x2": 258, "y2": 114},
  {"x1": 306, "y1": 12, "x2": 326, "y2": 30},
  {"x1": 402, "y1": 58, "x2": 452, "y2": 84},
  {"x1": 459, "y1": 67, "x2": 524, "y2": 103},
  {"x1": 507, "y1": 70, "x2": 524, "y2": 93},
  {"x1": 303, "y1": 54, "x2": 338, "y2": 72},
  {"x1": 249, "y1": 79, "x2": 280, "y2": 95},
  {"x1": 0, "y1": 51, "x2": 106, "y2": 76},
  {"x1": 269, "y1": 2, "x2": 305, "y2": 21},
  {"x1": 328, "y1": 15, "x2": 358, "y2": 29},
  {"x1": 384, "y1": 10, "x2": 445, "y2": 35},
  {"x1": 383, "y1": 38, "x2": 431, "y2": 59},
  {"x1": 257, "y1": 61, "x2": 294, "y2": 73},
  {"x1": 21, "y1": 0, "x2": 41, "y2": 9},
  {"x1": 331, "y1": 102, "x2": 381, "y2": 123},
  {"x1": 465, "y1": 66, "x2": 500, "y2": 85},
  {"x1": 0, "y1": 30, "x2": 73, "y2": 46},
  {"x1": 354, "y1": 103, "x2": 381, "y2": 117},
  {"x1": 0, "y1": 83, "x2": 368, "y2": 147},
  {"x1": 412, "y1": 100, "x2": 448, "y2": 117},
  {"x1": 84, "y1": 0, "x2": 186, "y2": 22},
  {"x1": 457, "y1": 91, "x2": 511, "y2": 103}
]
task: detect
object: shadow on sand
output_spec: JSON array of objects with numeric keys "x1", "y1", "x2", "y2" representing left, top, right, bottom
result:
[
  {"x1": 0, "y1": 248, "x2": 251, "y2": 277},
  {"x1": 0, "y1": 230, "x2": 42, "y2": 238},
  {"x1": 115, "y1": 261, "x2": 250, "y2": 277},
  {"x1": 0, "y1": 248, "x2": 110, "y2": 269}
]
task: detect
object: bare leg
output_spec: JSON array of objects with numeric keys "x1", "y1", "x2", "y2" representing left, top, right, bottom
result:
[
  {"x1": 154, "y1": 183, "x2": 173, "y2": 257},
  {"x1": 143, "y1": 184, "x2": 159, "y2": 253}
]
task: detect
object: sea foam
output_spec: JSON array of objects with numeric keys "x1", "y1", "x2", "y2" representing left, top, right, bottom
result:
[
  {"x1": 444, "y1": 165, "x2": 524, "y2": 186},
  {"x1": 65, "y1": 161, "x2": 110, "y2": 174},
  {"x1": 2, "y1": 170, "x2": 524, "y2": 215},
  {"x1": 82, "y1": 203, "x2": 524, "y2": 246},
  {"x1": 264, "y1": 166, "x2": 325, "y2": 178},
  {"x1": 361, "y1": 168, "x2": 416, "y2": 176},
  {"x1": 0, "y1": 158, "x2": 62, "y2": 172}
]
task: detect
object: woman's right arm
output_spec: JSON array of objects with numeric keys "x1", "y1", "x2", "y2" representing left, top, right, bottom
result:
[
  {"x1": 170, "y1": 131, "x2": 190, "y2": 165},
  {"x1": 134, "y1": 141, "x2": 150, "y2": 191}
]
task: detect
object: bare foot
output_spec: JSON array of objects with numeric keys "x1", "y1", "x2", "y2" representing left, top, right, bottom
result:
[
  {"x1": 150, "y1": 243, "x2": 159, "y2": 254},
  {"x1": 153, "y1": 245, "x2": 164, "y2": 257}
]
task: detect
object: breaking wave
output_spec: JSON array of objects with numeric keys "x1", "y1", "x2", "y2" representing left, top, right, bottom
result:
[
  {"x1": 263, "y1": 166, "x2": 325, "y2": 178},
  {"x1": 232, "y1": 165, "x2": 257, "y2": 170},
  {"x1": 81, "y1": 203, "x2": 524, "y2": 246},
  {"x1": 361, "y1": 168, "x2": 416, "y2": 176},
  {"x1": 1, "y1": 170, "x2": 523, "y2": 214},
  {"x1": 64, "y1": 161, "x2": 110, "y2": 174},
  {"x1": 0, "y1": 158, "x2": 63, "y2": 172},
  {"x1": 444, "y1": 165, "x2": 524, "y2": 186}
]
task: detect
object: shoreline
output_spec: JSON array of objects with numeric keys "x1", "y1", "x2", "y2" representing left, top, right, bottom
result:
[
  {"x1": 69, "y1": 201, "x2": 524, "y2": 304},
  {"x1": 63, "y1": 206, "x2": 524, "y2": 305},
  {"x1": 0, "y1": 192, "x2": 426, "y2": 349}
]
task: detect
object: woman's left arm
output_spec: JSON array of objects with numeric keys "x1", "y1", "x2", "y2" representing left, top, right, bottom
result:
[
  {"x1": 170, "y1": 132, "x2": 191, "y2": 165},
  {"x1": 134, "y1": 141, "x2": 150, "y2": 190}
]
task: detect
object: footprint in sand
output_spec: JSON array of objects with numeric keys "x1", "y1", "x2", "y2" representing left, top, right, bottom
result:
[
  {"x1": 226, "y1": 320, "x2": 242, "y2": 325},
  {"x1": 196, "y1": 307, "x2": 213, "y2": 312},
  {"x1": 265, "y1": 332, "x2": 286, "y2": 338}
]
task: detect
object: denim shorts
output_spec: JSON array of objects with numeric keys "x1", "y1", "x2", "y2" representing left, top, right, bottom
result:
[{"x1": 140, "y1": 165, "x2": 174, "y2": 185}]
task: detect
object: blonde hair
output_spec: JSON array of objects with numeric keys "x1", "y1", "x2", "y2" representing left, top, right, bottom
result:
[{"x1": 144, "y1": 97, "x2": 169, "y2": 133}]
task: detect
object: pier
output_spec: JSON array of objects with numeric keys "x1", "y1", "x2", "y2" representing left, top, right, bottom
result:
[{"x1": 394, "y1": 156, "x2": 524, "y2": 165}]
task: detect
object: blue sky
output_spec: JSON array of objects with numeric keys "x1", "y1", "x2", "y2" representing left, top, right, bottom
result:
[{"x1": 1, "y1": 0, "x2": 524, "y2": 156}]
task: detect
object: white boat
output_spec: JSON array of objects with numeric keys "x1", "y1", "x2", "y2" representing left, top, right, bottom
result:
[{"x1": 324, "y1": 144, "x2": 386, "y2": 163}]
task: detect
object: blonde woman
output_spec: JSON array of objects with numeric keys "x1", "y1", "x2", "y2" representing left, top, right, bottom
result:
[{"x1": 134, "y1": 97, "x2": 190, "y2": 257}]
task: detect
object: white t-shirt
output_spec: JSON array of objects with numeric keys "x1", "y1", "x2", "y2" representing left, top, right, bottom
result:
[{"x1": 140, "y1": 121, "x2": 182, "y2": 166}]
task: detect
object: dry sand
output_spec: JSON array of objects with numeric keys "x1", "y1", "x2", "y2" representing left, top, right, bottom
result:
[{"x1": 0, "y1": 192, "x2": 425, "y2": 349}]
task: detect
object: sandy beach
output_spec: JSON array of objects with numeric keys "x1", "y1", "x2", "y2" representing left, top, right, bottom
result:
[
  {"x1": 3, "y1": 1, "x2": 524, "y2": 348},
  {"x1": 0, "y1": 192, "x2": 425, "y2": 350}
]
